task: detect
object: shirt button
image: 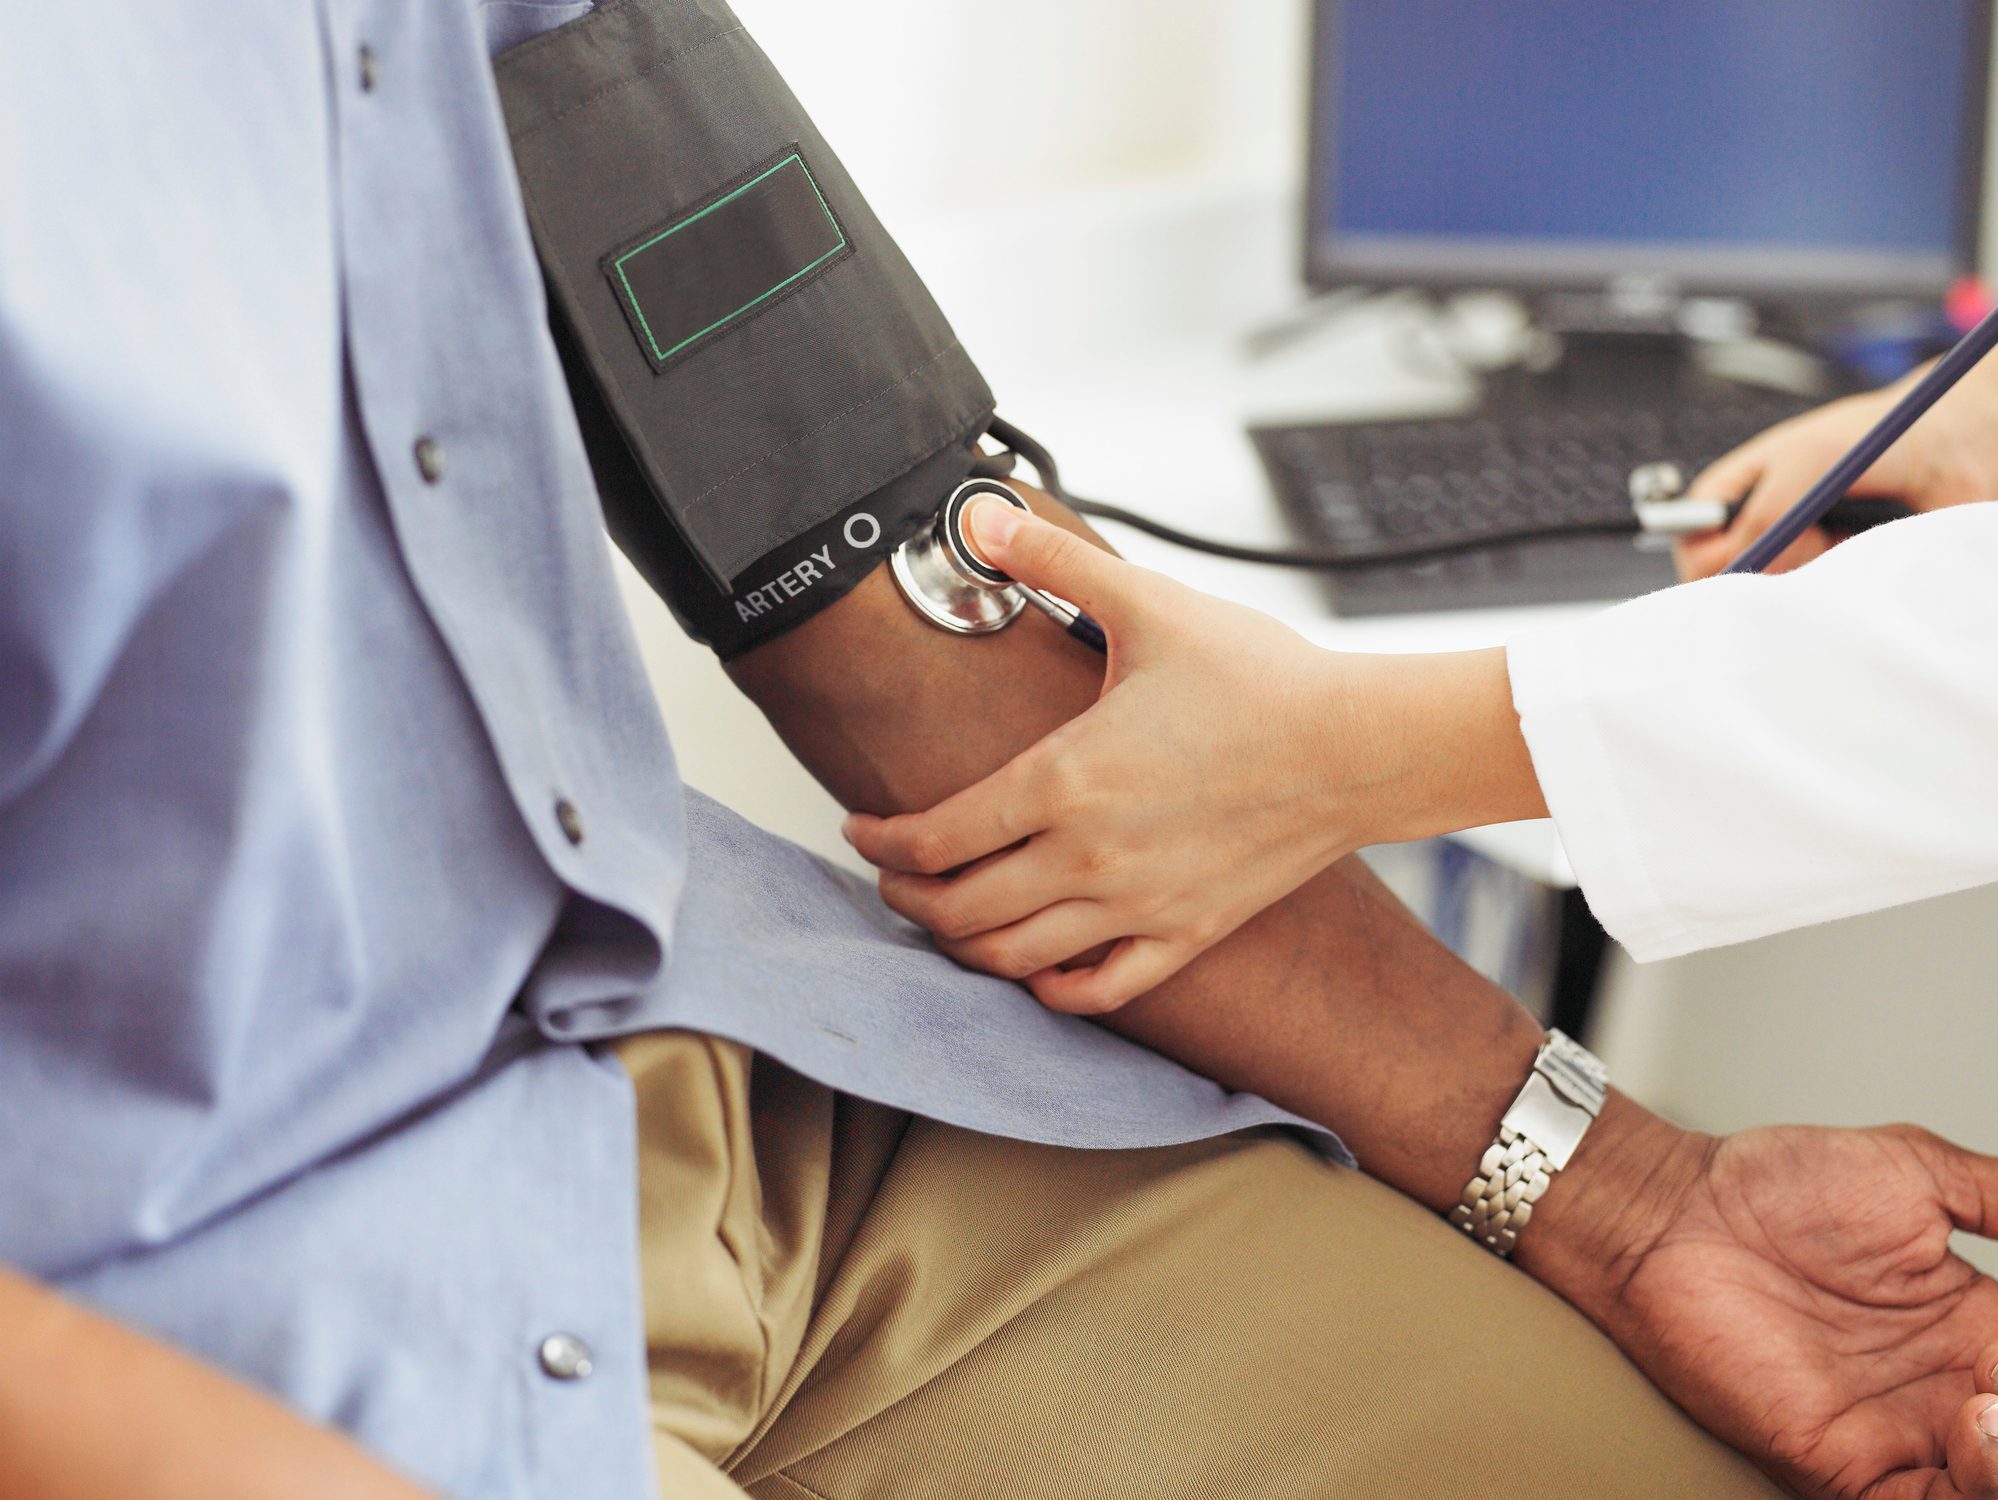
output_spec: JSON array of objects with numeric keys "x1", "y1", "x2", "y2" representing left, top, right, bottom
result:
[
  {"x1": 555, "y1": 798, "x2": 585, "y2": 846},
  {"x1": 357, "y1": 44, "x2": 379, "y2": 93},
  {"x1": 537, "y1": 1333, "x2": 593, "y2": 1381},
  {"x1": 413, "y1": 436, "x2": 445, "y2": 485}
]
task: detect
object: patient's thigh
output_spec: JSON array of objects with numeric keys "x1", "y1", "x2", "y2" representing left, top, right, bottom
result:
[{"x1": 730, "y1": 1121, "x2": 1780, "y2": 1500}]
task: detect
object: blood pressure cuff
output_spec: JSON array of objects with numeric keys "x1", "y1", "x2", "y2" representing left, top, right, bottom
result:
[{"x1": 494, "y1": 0, "x2": 995, "y2": 657}]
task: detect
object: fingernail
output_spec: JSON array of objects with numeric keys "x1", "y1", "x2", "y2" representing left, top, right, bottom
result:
[
  {"x1": 1988, "y1": 1357, "x2": 1998, "y2": 1391},
  {"x1": 839, "y1": 816, "x2": 859, "y2": 845},
  {"x1": 1976, "y1": 1399, "x2": 1998, "y2": 1439},
  {"x1": 965, "y1": 499, "x2": 1023, "y2": 557}
]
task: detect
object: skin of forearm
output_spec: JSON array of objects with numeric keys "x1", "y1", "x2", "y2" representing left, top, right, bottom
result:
[
  {"x1": 0, "y1": 1269, "x2": 434, "y2": 1500},
  {"x1": 1335, "y1": 646, "x2": 1550, "y2": 846},
  {"x1": 726, "y1": 488, "x2": 1690, "y2": 1292}
]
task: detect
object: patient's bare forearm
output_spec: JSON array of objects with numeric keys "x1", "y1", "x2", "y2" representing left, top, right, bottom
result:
[
  {"x1": 0, "y1": 1269, "x2": 434, "y2": 1500},
  {"x1": 726, "y1": 491, "x2": 1686, "y2": 1281}
]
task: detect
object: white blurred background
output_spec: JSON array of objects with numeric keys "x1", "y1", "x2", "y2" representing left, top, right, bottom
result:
[
  {"x1": 617, "y1": 0, "x2": 1998, "y2": 1245},
  {"x1": 739, "y1": 1, "x2": 1305, "y2": 227}
]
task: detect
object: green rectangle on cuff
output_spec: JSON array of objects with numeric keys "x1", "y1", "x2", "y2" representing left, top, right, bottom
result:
[{"x1": 606, "y1": 149, "x2": 850, "y2": 372}]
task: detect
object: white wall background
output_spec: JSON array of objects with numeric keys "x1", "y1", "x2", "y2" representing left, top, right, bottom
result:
[{"x1": 732, "y1": 0, "x2": 1307, "y2": 223}]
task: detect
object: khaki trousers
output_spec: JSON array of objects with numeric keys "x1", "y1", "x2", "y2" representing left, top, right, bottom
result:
[{"x1": 618, "y1": 1031, "x2": 1779, "y2": 1499}]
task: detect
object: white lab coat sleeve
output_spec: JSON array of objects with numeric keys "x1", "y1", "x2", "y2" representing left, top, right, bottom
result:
[{"x1": 1505, "y1": 504, "x2": 1998, "y2": 961}]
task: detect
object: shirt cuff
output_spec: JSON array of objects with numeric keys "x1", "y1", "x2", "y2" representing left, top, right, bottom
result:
[{"x1": 1505, "y1": 626, "x2": 1702, "y2": 962}]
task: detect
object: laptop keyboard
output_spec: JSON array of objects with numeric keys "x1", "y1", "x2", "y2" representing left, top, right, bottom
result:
[{"x1": 1253, "y1": 385, "x2": 1817, "y2": 552}]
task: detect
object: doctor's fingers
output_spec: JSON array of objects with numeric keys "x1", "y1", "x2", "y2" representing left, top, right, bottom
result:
[
  {"x1": 876, "y1": 843, "x2": 1075, "y2": 942},
  {"x1": 1678, "y1": 431, "x2": 1828, "y2": 578},
  {"x1": 843, "y1": 751, "x2": 1051, "y2": 876},
  {"x1": 1025, "y1": 935, "x2": 1192, "y2": 1016},
  {"x1": 1678, "y1": 396, "x2": 1909, "y2": 580},
  {"x1": 1673, "y1": 511, "x2": 1830, "y2": 581},
  {"x1": 964, "y1": 502, "x2": 1170, "y2": 635},
  {"x1": 1674, "y1": 446, "x2": 1835, "y2": 579},
  {"x1": 934, "y1": 899, "x2": 1127, "y2": 990}
]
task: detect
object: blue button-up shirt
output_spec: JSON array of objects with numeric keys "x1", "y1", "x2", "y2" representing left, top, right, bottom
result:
[{"x1": 0, "y1": 4, "x2": 1333, "y2": 1495}]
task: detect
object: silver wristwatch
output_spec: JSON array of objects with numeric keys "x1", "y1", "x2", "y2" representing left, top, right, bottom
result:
[{"x1": 1449, "y1": 1029, "x2": 1608, "y2": 1259}]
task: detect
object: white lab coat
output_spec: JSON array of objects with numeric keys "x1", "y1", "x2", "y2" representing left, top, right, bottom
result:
[{"x1": 1505, "y1": 505, "x2": 1998, "y2": 962}]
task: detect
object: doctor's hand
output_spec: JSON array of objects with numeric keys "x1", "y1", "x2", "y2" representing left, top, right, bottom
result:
[
  {"x1": 1677, "y1": 357, "x2": 1998, "y2": 581},
  {"x1": 1534, "y1": 1115, "x2": 1998, "y2": 1500},
  {"x1": 842, "y1": 501, "x2": 1545, "y2": 1013}
]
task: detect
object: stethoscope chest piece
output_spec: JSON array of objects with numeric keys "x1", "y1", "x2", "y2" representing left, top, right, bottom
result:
[{"x1": 889, "y1": 479, "x2": 1032, "y2": 635}]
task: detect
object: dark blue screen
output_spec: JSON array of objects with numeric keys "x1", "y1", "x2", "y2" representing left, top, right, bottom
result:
[{"x1": 1325, "y1": 0, "x2": 1975, "y2": 258}]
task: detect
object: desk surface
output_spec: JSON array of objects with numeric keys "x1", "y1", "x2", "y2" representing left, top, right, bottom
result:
[{"x1": 905, "y1": 183, "x2": 1591, "y2": 884}]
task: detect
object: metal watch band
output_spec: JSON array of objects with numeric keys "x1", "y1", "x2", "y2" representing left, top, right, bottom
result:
[{"x1": 1448, "y1": 1030, "x2": 1608, "y2": 1259}]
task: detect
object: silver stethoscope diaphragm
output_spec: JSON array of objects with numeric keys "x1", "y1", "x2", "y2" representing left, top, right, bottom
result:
[
  {"x1": 888, "y1": 479, "x2": 1032, "y2": 635},
  {"x1": 890, "y1": 478, "x2": 1110, "y2": 653}
]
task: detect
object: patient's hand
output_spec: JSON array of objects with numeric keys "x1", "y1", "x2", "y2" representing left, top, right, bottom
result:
[{"x1": 1534, "y1": 1118, "x2": 1998, "y2": 1499}]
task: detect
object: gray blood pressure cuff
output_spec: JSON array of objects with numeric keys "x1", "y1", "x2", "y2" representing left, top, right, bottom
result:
[{"x1": 494, "y1": 0, "x2": 995, "y2": 657}]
